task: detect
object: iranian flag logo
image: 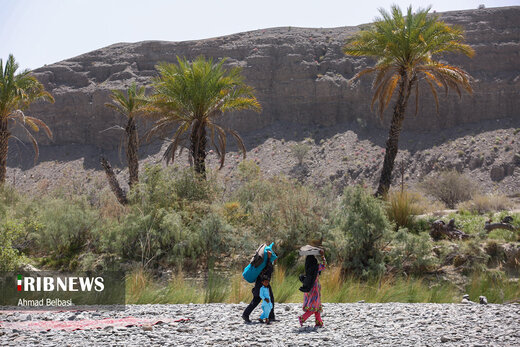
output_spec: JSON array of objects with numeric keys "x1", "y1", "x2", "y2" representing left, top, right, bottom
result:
[{"x1": 17, "y1": 275, "x2": 22, "y2": 291}]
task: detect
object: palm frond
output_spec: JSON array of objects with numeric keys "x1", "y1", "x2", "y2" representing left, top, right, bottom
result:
[
  {"x1": 149, "y1": 55, "x2": 261, "y2": 169},
  {"x1": 343, "y1": 5, "x2": 473, "y2": 118}
]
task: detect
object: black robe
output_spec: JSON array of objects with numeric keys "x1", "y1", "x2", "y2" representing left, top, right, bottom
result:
[{"x1": 299, "y1": 255, "x2": 318, "y2": 292}]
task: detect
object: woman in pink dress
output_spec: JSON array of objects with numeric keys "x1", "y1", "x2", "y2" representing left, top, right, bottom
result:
[{"x1": 298, "y1": 249, "x2": 326, "y2": 327}]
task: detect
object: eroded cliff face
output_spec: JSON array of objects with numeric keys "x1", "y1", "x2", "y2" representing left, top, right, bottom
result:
[{"x1": 27, "y1": 6, "x2": 520, "y2": 148}]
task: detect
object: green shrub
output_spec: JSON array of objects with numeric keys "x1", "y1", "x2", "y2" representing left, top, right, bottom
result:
[
  {"x1": 0, "y1": 185, "x2": 20, "y2": 217},
  {"x1": 234, "y1": 176, "x2": 329, "y2": 258},
  {"x1": 420, "y1": 171, "x2": 476, "y2": 208},
  {"x1": 132, "y1": 165, "x2": 216, "y2": 210},
  {"x1": 131, "y1": 165, "x2": 178, "y2": 210},
  {"x1": 237, "y1": 160, "x2": 261, "y2": 182},
  {"x1": 197, "y1": 213, "x2": 235, "y2": 269},
  {"x1": 0, "y1": 219, "x2": 25, "y2": 271},
  {"x1": 35, "y1": 197, "x2": 99, "y2": 264},
  {"x1": 327, "y1": 186, "x2": 392, "y2": 279},
  {"x1": 387, "y1": 230, "x2": 438, "y2": 275},
  {"x1": 102, "y1": 207, "x2": 195, "y2": 267}
]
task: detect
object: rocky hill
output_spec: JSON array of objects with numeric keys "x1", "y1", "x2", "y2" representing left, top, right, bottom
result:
[
  {"x1": 5, "y1": 6, "x2": 520, "y2": 195},
  {"x1": 26, "y1": 6, "x2": 520, "y2": 147}
]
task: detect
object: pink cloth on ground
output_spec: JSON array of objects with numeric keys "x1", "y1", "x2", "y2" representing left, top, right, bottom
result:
[{"x1": 0, "y1": 317, "x2": 190, "y2": 331}]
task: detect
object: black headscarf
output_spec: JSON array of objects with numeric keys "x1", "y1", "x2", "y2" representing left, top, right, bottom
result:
[{"x1": 299, "y1": 255, "x2": 318, "y2": 292}]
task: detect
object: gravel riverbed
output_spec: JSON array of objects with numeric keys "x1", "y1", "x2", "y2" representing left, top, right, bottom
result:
[{"x1": 1, "y1": 303, "x2": 519, "y2": 346}]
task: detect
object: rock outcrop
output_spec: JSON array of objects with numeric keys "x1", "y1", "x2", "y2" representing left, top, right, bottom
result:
[{"x1": 26, "y1": 6, "x2": 520, "y2": 149}]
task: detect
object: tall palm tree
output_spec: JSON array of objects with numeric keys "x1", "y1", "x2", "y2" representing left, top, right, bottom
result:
[
  {"x1": 344, "y1": 6, "x2": 474, "y2": 196},
  {"x1": 105, "y1": 82, "x2": 148, "y2": 188},
  {"x1": 0, "y1": 54, "x2": 54, "y2": 184},
  {"x1": 148, "y1": 56, "x2": 261, "y2": 176}
]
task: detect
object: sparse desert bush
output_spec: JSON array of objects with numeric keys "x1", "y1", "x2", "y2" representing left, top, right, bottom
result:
[
  {"x1": 327, "y1": 186, "x2": 391, "y2": 279},
  {"x1": 290, "y1": 142, "x2": 311, "y2": 165},
  {"x1": 457, "y1": 193, "x2": 513, "y2": 214},
  {"x1": 420, "y1": 171, "x2": 476, "y2": 208}
]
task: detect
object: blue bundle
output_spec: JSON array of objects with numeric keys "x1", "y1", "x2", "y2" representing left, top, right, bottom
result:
[{"x1": 242, "y1": 242, "x2": 278, "y2": 283}]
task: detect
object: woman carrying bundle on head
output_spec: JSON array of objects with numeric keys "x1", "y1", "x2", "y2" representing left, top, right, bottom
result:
[{"x1": 298, "y1": 246, "x2": 326, "y2": 327}]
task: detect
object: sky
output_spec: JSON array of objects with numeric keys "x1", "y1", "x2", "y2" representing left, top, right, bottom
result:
[{"x1": 1, "y1": 0, "x2": 519, "y2": 70}]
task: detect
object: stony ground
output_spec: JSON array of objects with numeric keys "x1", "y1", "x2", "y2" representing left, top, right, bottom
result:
[{"x1": 1, "y1": 303, "x2": 519, "y2": 346}]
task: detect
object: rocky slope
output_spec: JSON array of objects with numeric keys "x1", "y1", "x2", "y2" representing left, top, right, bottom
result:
[{"x1": 5, "y1": 6, "x2": 520, "y2": 195}]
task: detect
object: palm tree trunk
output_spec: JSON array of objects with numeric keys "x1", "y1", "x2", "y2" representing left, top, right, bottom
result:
[
  {"x1": 100, "y1": 156, "x2": 128, "y2": 205},
  {"x1": 191, "y1": 120, "x2": 207, "y2": 177},
  {"x1": 376, "y1": 73, "x2": 416, "y2": 197},
  {"x1": 0, "y1": 119, "x2": 9, "y2": 185},
  {"x1": 126, "y1": 117, "x2": 139, "y2": 189}
]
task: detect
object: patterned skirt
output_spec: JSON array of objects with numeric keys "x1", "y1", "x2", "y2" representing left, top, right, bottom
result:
[{"x1": 303, "y1": 278, "x2": 322, "y2": 312}]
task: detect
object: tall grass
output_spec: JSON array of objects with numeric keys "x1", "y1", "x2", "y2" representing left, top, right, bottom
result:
[
  {"x1": 466, "y1": 271, "x2": 520, "y2": 303},
  {"x1": 125, "y1": 267, "x2": 519, "y2": 305},
  {"x1": 385, "y1": 190, "x2": 422, "y2": 230}
]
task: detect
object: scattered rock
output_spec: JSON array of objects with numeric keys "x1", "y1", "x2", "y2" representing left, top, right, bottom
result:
[
  {"x1": 142, "y1": 325, "x2": 153, "y2": 331},
  {"x1": 490, "y1": 165, "x2": 505, "y2": 181},
  {"x1": 513, "y1": 153, "x2": 520, "y2": 166},
  {"x1": 479, "y1": 296, "x2": 488, "y2": 305},
  {"x1": 468, "y1": 157, "x2": 483, "y2": 170},
  {"x1": 462, "y1": 294, "x2": 472, "y2": 304}
]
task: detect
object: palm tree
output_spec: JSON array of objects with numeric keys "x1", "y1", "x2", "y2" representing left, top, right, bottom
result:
[
  {"x1": 344, "y1": 6, "x2": 474, "y2": 196},
  {"x1": 105, "y1": 83, "x2": 148, "y2": 189},
  {"x1": 148, "y1": 56, "x2": 261, "y2": 176},
  {"x1": 0, "y1": 54, "x2": 54, "y2": 184}
]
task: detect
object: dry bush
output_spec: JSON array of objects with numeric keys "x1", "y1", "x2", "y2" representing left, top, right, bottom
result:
[
  {"x1": 411, "y1": 193, "x2": 446, "y2": 214},
  {"x1": 457, "y1": 194, "x2": 513, "y2": 214},
  {"x1": 99, "y1": 189, "x2": 128, "y2": 220},
  {"x1": 419, "y1": 171, "x2": 477, "y2": 208},
  {"x1": 385, "y1": 190, "x2": 423, "y2": 230}
]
